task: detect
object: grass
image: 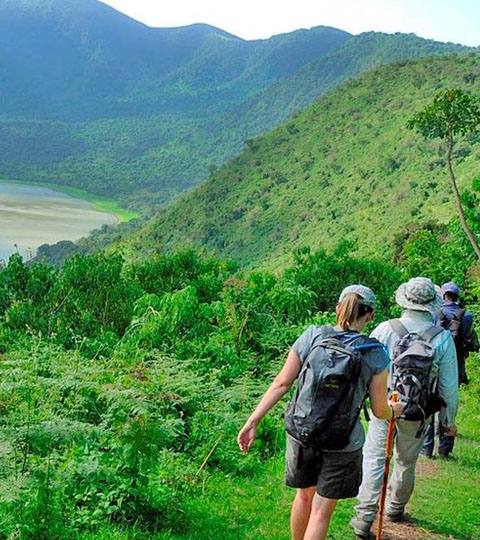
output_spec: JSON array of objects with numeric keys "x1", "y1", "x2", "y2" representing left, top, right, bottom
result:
[
  {"x1": 77, "y1": 361, "x2": 480, "y2": 540},
  {"x1": 0, "y1": 178, "x2": 139, "y2": 222},
  {"x1": 410, "y1": 361, "x2": 480, "y2": 540}
]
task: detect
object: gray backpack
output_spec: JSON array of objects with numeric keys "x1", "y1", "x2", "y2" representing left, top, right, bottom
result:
[
  {"x1": 285, "y1": 325, "x2": 382, "y2": 451},
  {"x1": 437, "y1": 308, "x2": 465, "y2": 355},
  {"x1": 389, "y1": 320, "x2": 445, "y2": 431}
]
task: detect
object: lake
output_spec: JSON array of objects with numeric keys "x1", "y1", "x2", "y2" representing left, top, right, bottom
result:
[{"x1": 0, "y1": 183, "x2": 118, "y2": 262}]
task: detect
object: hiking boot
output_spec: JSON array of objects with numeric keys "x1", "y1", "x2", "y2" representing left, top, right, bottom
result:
[
  {"x1": 386, "y1": 511, "x2": 404, "y2": 522},
  {"x1": 354, "y1": 533, "x2": 374, "y2": 540},
  {"x1": 350, "y1": 516, "x2": 373, "y2": 539}
]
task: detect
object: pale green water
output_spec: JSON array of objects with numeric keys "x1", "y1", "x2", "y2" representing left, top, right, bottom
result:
[{"x1": 0, "y1": 183, "x2": 117, "y2": 262}]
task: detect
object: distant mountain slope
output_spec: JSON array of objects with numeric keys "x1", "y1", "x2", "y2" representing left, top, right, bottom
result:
[
  {"x1": 0, "y1": 0, "x2": 213, "y2": 117},
  {"x1": 0, "y1": 0, "x2": 477, "y2": 211},
  {"x1": 0, "y1": 0, "x2": 350, "y2": 118},
  {"x1": 229, "y1": 32, "x2": 472, "y2": 133},
  {"x1": 120, "y1": 54, "x2": 480, "y2": 267},
  {"x1": 143, "y1": 26, "x2": 353, "y2": 110}
]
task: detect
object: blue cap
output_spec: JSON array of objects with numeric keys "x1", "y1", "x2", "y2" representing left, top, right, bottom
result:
[{"x1": 442, "y1": 281, "x2": 460, "y2": 296}]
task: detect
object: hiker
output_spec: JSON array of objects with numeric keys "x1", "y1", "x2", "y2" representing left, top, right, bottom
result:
[
  {"x1": 351, "y1": 277, "x2": 458, "y2": 539},
  {"x1": 237, "y1": 285, "x2": 404, "y2": 540},
  {"x1": 437, "y1": 281, "x2": 478, "y2": 386},
  {"x1": 422, "y1": 281, "x2": 479, "y2": 459}
]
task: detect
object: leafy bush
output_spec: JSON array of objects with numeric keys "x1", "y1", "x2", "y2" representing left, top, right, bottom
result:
[{"x1": 1, "y1": 238, "x2": 478, "y2": 537}]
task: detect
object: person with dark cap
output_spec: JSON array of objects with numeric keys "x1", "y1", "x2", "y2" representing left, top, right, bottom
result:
[
  {"x1": 436, "y1": 281, "x2": 478, "y2": 386},
  {"x1": 421, "y1": 281, "x2": 479, "y2": 459}
]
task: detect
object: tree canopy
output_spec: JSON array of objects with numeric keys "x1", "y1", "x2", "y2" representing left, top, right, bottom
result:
[{"x1": 407, "y1": 88, "x2": 480, "y2": 139}]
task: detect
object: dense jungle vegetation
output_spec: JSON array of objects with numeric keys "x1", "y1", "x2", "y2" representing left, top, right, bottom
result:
[{"x1": 1, "y1": 204, "x2": 479, "y2": 539}]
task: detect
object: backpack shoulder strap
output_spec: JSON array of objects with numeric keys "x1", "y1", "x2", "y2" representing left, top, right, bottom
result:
[
  {"x1": 454, "y1": 308, "x2": 465, "y2": 322},
  {"x1": 421, "y1": 325, "x2": 444, "y2": 342},
  {"x1": 437, "y1": 308, "x2": 447, "y2": 321},
  {"x1": 319, "y1": 324, "x2": 336, "y2": 339},
  {"x1": 352, "y1": 336, "x2": 385, "y2": 352},
  {"x1": 389, "y1": 319, "x2": 409, "y2": 338}
]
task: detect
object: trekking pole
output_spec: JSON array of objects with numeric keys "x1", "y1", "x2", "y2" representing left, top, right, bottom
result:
[{"x1": 376, "y1": 391, "x2": 399, "y2": 540}]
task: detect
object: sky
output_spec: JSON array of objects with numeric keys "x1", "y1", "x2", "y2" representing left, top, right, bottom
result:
[{"x1": 100, "y1": 0, "x2": 480, "y2": 46}]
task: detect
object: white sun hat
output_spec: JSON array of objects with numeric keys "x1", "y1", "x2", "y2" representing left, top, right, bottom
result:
[{"x1": 395, "y1": 277, "x2": 442, "y2": 313}]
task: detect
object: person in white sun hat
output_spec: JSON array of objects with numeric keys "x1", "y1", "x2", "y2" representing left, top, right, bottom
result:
[{"x1": 351, "y1": 277, "x2": 458, "y2": 539}]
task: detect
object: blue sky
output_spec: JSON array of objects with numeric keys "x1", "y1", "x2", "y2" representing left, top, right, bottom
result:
[{"x1": 101, "y1": 0, "x2": 480, "y2": 46}]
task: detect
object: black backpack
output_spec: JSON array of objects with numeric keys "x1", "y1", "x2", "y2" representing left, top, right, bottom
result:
[
  {"x1": 437, "y1": 308, "x2": 465, "y2": 353},
  {"x1": 389, "y1": 320, "x2": 445, "y2": 432},
  {"x1": 285, "y1": 325, "x2": 382, "y2": 451}
]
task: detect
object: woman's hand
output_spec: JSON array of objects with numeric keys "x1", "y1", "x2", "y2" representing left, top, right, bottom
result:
[
  {"x1": 236, "y1": 349, "x2": 301, "y2": 453},
  {"x1": 389, "y1": 398, "x2": 405, "y2": 418},
  {"x1": 237, "y1": 420, "x2": 257, "y2": 453}
]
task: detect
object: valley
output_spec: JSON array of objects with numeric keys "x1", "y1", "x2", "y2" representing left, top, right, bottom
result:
[
  {"x1": 0, "y1": 181, "x2": 123, "y2": 261},
  {"x1": 0, "y1": 2, "x2": 479, "y2": 540},
  {"x1": 0, "y1": 0, "x2": 474, "y2": 213}
]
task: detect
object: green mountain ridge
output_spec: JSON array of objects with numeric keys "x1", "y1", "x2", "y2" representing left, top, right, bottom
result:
[
  {"x1": 229, "y1": 32, "x2": 473, "y2": 134},
  {"x1": 0, "y1": 0, "x2": 351, "y2": 118},
  {"x1": 0, "y1": 0, "x2": 355, "y2": 208},
  {"x1": 0, "y1": 0, "x2": 477, "y2": 212},
  {"x1": 1, "y1": 36, "x2": 474, "y2": 211},
  {"x1": 116, "y1": 54, "x2": 480, "y2": 268}
]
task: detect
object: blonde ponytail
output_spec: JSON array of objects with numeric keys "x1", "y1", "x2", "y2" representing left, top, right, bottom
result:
[{"x1": 337, "y1": 293, "x2": 373, "y2": 330}]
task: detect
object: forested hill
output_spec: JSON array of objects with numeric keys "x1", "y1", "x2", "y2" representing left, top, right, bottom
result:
[
  {"x1": 0, "y1": 0, "x2": 350, "y2": 118},
  {"x1": 229, "y1": 31, "x2": 472, "y2": 133},
  {"x1": 117, "y1": 54, "x2": 480, "y2": 268},
  {"x1": 0, "y1": 0, "x2": 475, "y2": 210}
]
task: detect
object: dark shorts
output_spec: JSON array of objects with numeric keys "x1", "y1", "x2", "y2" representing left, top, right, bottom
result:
[{"x1": 285, "y1": 435, "x2": 363, "y2": 499}]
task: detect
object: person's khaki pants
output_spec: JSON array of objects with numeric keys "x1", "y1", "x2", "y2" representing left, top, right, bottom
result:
[{"x1": 354, "y1": 416, "x2": 426, "y2": 523}]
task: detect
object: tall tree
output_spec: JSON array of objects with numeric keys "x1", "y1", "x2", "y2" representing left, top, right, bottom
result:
[{"x1": 408, "y1": 88, "x2": 480, "y2": 260}]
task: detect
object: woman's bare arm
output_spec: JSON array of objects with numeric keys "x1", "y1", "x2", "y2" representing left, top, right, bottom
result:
[{"x1": 237, "y1": 349, "x2": 301, "y2": 452}]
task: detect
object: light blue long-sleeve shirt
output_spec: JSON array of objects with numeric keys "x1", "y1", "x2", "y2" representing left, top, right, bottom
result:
[{"x1": 370, "y1": 310, "x2": 458, "y2": 427}]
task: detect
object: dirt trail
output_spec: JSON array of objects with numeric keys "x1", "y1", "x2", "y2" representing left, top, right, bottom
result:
[
  {"x1": 415, "y1": 457, "x2": 439, "y2": 478},
  {"x1": 375, "y1": 516, "x2": 450, "y2": 540},
  {"x1": 370, "y1": 458, "x2": 458, "y2": 540}
]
